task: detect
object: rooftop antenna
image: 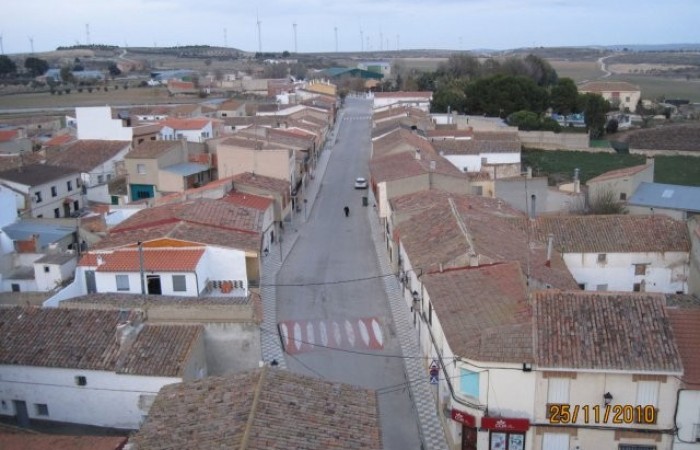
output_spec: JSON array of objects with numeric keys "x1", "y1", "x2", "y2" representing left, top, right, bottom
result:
[
  {"x1": 256, "y1": 11, "x2": 262, "y2": 53},
  {"x1": 28, "y1": 36, "x2": 34, "y2": 54},
  {"x1": 293, "y1": 22, "x2": 297, "y2": 53},
  {"x1": 86, "y1": 23, "x2": 90, "y2": 46},
  {"x1": 334, "y1": 26, "x2": 338, "y2": 53},
  {"x1": 360, "y1": 27, "x2": 364, "y2": 52},
  {"x1": 224, "y1": 28, "x2": 228, "y2": 48}
]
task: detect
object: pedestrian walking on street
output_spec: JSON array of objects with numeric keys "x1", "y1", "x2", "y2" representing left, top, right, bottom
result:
[{"x1": 344, "y1": 206, "x2": 350, "y2": 217}]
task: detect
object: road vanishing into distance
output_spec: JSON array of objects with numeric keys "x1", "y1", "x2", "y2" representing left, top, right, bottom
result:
[{"x1": 276, "y1": 97, "x2": 423, "y2": 449}]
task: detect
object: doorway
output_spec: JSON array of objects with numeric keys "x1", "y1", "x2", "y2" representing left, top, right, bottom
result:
[
  {"x1": 147, "y1": 275, "x2": 162, "y2": 295},
  {"x1": 462, "y1": 426, "x2": 477, "y2": 450},
  {"x1": 13, "y1": 400, "x2": 29, "y2": 428}
]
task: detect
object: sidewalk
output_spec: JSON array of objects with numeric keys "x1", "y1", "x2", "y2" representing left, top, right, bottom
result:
[
  {"x1": 366, "y1": 191, "x2": 449, "y2": 450},
  {"x1": 259, "y1": 111, "x2": 342, "y2": 369}
]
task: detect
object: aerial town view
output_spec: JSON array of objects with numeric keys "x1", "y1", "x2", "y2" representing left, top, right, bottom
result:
[{"x1": 0, "y1": 1, "x2": 699, "y2": 449}]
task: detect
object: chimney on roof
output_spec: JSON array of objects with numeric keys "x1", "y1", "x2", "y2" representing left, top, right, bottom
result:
[
  {"x1": 529, "y1": 194, "x2": 537, "y2": 219},
  {"x1": 468, "y1": 252, "x2": 479, "y2": 267},
  {"x1": 96, "y1": 255, "x2": 104, "y2": 266},
  {"x1": 415, "y1": 149, "x2": 421, "y2": 160},
  {"x1": 429, "y1": 160, "x2": 436, "y2": 171},
  {"x1": 546, "y1": 233, "x2": 554, "y2": 267},
  {"x1": 438, "y1": 262, "x2": 443, "y2": 273},
  {"x1": 115, "y1": 318, "x2": 144, "y2": 350},
  {"x1": 526, "y1": 167, "x2": 532, "y2": 179}
]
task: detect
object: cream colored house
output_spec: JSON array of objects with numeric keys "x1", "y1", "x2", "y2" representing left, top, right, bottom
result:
[
  {"x1": 215, "y1": 137, "x2": 295, "y2": 189},
  {"x1": 578, "y1": 81, "x2": 641, "y2": 112}
]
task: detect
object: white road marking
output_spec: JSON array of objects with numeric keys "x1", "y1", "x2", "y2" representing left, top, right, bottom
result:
[
  {"x1": 358, "y1": 319, "x2": 370, "y2": 347},
  {"x1": 306, "y1": 322, "x2": 315, "y2": 347},
  {"x1": 293, "y1": 322, "x2": 302, "y2": 351},
  {"x1": 280, "y1": 323, "x2": 289, "y2": 350},
  {"x1": 344, "y1": 320, "x2": 355, "y2": 347},
  {"x1": 372, "y1": 318, "x2": 384, "y2": 347},
  {"x1": 319, "y1": 321, "x2": 328, "y2": 347},
  {"x1": 332, "y1": 321, "x2": 342, "y2": 346}
]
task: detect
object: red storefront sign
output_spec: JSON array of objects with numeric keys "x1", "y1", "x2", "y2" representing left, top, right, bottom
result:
[
  {"x1": 451, "y1": 409, "x2": 476, "y2": 427},
  {"x1": 481, "y1": 417, "x2": 530, "y2": 432}
]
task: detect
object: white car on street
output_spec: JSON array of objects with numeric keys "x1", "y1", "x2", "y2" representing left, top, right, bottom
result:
[{"x1": 354, "y1": 177, "x2": 368, "y2": 189}]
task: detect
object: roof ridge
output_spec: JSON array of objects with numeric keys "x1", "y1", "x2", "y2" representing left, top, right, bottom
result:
[{"x1": 239, "y1": 366, "x2": 268, "y2": 450}]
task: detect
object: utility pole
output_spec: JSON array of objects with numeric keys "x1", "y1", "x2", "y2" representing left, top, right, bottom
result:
[
  {"x1": 138, "y1": 241, "x2": 146, "y2": 294},
  {"x1": 293, "y1": 22, "x2": 298, "y2": 53},
  {"x1": 28, "y1": 36, "x2": 34, "y2": 54},
  {"x1": 334, "y1": 26, "x2": 338, "y2": 53},
  {"x1": 256, "y1": 12, "x2": 262, "y2": 53}
]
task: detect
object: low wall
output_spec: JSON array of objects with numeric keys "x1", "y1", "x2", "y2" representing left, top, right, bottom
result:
[
  {"x1": 630, "y1": 148, "x2": 700, "y2": 157},
  {"x1": 519, "y1": 131, "x2": 593, "y2": 151}
]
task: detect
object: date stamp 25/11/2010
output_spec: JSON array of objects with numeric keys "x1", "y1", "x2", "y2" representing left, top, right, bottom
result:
[{"x1": 548, "y1": 404, "x2": 657, "y2": 425}]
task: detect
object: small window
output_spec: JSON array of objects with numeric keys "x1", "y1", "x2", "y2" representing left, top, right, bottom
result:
[
  {"x1": 54, "y1": 208, "x2": 60, "y2": 218},
  {"x1": 596, "y1": 284, "x2": 608, "y2": 291},
  {"x1": 43, "y1": 266, "x2": 50, "y2": 273},
  {"x1": 11, "y1": 283, "x2": 20, "y2": 292},
  {"x1": 35, "y1": 192, "x2": 42, "y2": 203},
  {"x1": 116, "y1": 275, "x2": 130, "y2": 291},
  {"x1": 620, "y1": 192, "x2": 627, "y2": 200},
  {"x1": 67, "y1": 180, "x2": 73, "y2": 191},
  {"x1": 51, "y1": 186, "x2": 57, "y2": 197},
  {"x1": 172, "y1": 275, "x2": 187, "y2": 292},
  {"x1": 75, "y1": 375, "x2": 87, "y2": 386},
  {"x1": 597, "y1": 253, "x2": 607, "y2": 264},
  {"x1": 137, "y1": 164, "x2": 146, "y2": 175},
  {"x1": 35, "y1": 403, "x2": 49, "y2": 416},
  {"x1": 633, "y1": 283, "x2": 642, "y2": 292},
  {"x1": 460, "y1": 369, "x2": 479, "y2": 399},
  {"x1": 635, "y1": 264, "x2": 647, "y2": 276},
  {"x1": 98, "y1": 175, "x2": 104, "y2": 184},
  {"x1": 577, "y1": 283, "x2": 585, "y2": 290},
  {"x1": 73, "y1": 200, "x2": 80, "y2": 211},
  {"x1": 107, "y1": 174, "x2": 112, "y2": 181}
]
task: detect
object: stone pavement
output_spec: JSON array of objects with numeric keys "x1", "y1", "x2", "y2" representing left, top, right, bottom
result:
[
  {"x1": 259, "y1": 111, "x2": 342, "y2": 369},
  {"x1": 365, "y1": 190, "x2": 450, "y2": 450}
]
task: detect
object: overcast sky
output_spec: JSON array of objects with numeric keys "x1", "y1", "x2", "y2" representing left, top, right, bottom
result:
[{"x1": 2, "y1": 0, "x2": 699, "y2": 54}]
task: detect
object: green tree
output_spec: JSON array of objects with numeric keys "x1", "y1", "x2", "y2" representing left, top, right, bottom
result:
[
  {"x1": 579, "y1": 93, "x2": 610, "y2": 138},
  {"x1": 523, "y1": 54, "x2": 558, "y2": 86},
  {"x1": 605, "y1": 118, "x2": 619, "y2": 134},
  {"x1": 59, "y1": 66, "x2": 76, "y2": 85},
  {"x1": 431, "y1": 84, "x2": 467, "y2": 113},
  {"x1": 438, "y1": 53, "x2": 480, "y2": 80},
  {"x1": 24, "y1": 57, "x2": 49, "y2": 76},
  {"x1": 108, "y1": 63, "x2": 122, "y2": 77},
  {"x1": 0, "y1": 55, "x2": 17, "y2": 76},
  {"x1": 550, "y1": 78, "x2": 579, "y2": 115},
  {"x1": 507, "y1": 110, "x2": 541, "y2": 130},
  {"x1": 465, "y1": 75, "x2": 549, "y2": 117}
]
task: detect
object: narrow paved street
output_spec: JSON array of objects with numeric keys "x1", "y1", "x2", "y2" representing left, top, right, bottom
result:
[{"x1": 275, "y1": 98, "x2": 423, "y2": 449}]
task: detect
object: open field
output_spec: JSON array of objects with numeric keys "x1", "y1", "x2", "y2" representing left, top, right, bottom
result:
[
  {"x1": 0, "y1": 87, "x2": 211, "y2": 111},
  {"x1": 548, "y1": 60, "x2": 603, "y2": 82},
  {"x1": 522, "y1": 149, "x2": 700, "y2": 187},
  {"x1": 394, "y1": 58, "x2": 447, "y2": 73},
  {"x1": 608, "y1": 74, "x2": 700, "y2": 101}
]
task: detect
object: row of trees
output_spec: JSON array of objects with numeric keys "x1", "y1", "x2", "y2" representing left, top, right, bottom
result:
[
  {"x1": 393, "y1": 54, "x2": 610, "y2": 137},
  {"x1": 0, "y1": 55, "x2": 50, "y2": 77}
]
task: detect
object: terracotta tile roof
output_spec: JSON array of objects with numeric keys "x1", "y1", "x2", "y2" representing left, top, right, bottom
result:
[
  {"x1": 432, "y1": 138, "x2": 521, "y2": 155},
  {"x1": 578, "y1": 81, "x2": 640, "y2": 93},
  {"x1": 90, "y1": 248, "x2": 205, "y2": 272},
  {"x1": 0, "y1": 434, "x2": 127, "y2": 450},
  {"x1": 132, "y1": 124, "x2": 163, "y2": 136},
  {"x1": 219, "y1": 136, "x2": 281, "y2": 150},
  {"x1": 42, "y1": 133, "x2": 75, "y2": 148},
  {"x1": 423, "y1": 262, "x2": 533, "y2": 362},
  {"x1": 160, "y1": 118, "x2": 211, "y2": 130},
  {"x1": 218, "y1": 99, "x2": 245, "y2": 110},
  {"x1": 95, "y1": 219, "x2": 261, "y2": 253},
  {"x1": 394, "y1": 193, "x2": 578, "y2": 289},
  {"x1": 370, "y1": 151, "x2": 463, "y2": 183},
  {"x1": 586, "y1": 162, "x2": 650, "y2": 184},
  {"x1": 374, "y1": 91, "x2": 432, "y2": 98},
  {"x1": 131, "y1": 367, "x2": 382, "y2": 450},
  {"x1": 46, "y1": 140, "x2": 130, "y2": 173},
  {"x1": 0, "y1": 164, "x2": 78, "y2": 186},
  {"x1": 0, "y1": 307, "x2": 203, "y2": 376},
  {"x1": 62, "y1": 292, "x2": 255, "y2": 309},
  {"x1": 372, "y1": 128, "x2": 439, "y2": 159},
  {"x1": 534, "y1": 291, "x2": 682, "y2": 372},
  {"x1": 665, "y1": 295, "x2": 700, "y2": 386},
  {"x1": 0, "y1": 130, "x2": 18, "y2": 142},
  {"x1": 522, "y1": 215, "x2": 690, "y2": 253},
  {"x1": 127, "y1": 140, "x2": 179, "y2": 159},
  {"x1": 232, "y1": 171, "x2": 290, "y2": 195},
  {"x1": 223, "y1": 192, "x2": 273, "y2": 210}
]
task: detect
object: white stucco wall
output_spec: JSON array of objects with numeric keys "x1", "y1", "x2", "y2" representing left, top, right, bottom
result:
[
  {"x1": 444, "y1": 152, "x2": 520, "y2": 173},
  {"x1": 201, "y1": 246, "x2": 249, "y2": 296},
  {"x1": 564, "y1": 251, "x2": 689, "y2": 293},
  {"x1": 159, "y1": 123, "x2": 213, "y2": 142},
  {"x1": 34, "y1": 259, "x2": 77, "y2": 292},
  {"x1": 675, "y1": 389, "x2": 700, "y2": 450},
  {"x1": 0, "y1": 186, "x2": 16, "y2": 228},
  {"x1": 0, "y1": 365, "x2": 181, "y2": 429},
  {"x1": 94, "y1": 271, "x2": 199, "y2": 296},
  {"x1": 76, "y1": 107, "x2": 133, "y2": 141}
]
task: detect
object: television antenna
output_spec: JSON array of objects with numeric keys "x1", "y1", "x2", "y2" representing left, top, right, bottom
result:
[{"x1": 28, "y1": 36, "x2": 34, "y2": 53}]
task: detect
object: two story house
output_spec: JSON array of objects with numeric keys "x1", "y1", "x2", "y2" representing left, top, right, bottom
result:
[
  {"x1": 124, "y1": 140, "x2": 211, "y2": 202},
  {"x1": 0, "y1": 164, "x2": 82, "y2": 218}
]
